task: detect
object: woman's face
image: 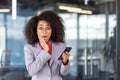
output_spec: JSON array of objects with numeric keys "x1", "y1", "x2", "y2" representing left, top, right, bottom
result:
[{"x1": 36, "y1": 20, "x2": 52, "y2": 43}]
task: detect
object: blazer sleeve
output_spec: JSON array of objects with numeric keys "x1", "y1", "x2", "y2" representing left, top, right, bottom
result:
[
  {"x1": 60, "y1": 61, "x2": 70, "y2": 76},
  {"x1": 58, "y1": 43, "x2": 70, "y2": 76},
  {"x1": 24, "y1": 44, "x2": 51, "y2": 76}
]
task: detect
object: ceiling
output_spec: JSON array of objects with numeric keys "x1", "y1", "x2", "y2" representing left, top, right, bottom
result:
[{"x1": 0, "y1": 0, "x2": 116, "y2": 16}]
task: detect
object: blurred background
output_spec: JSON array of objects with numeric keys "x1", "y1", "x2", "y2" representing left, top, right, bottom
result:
[{"x1": 0, "y1": 0, "x2": 120, "y2": 80}]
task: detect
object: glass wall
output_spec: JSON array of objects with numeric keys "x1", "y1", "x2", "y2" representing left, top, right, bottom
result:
[
  {"x1": 60, "y1": 13, "x2": 116, "y2": 80},
  {"x1": 0, "y1": 13, "x2": 29, "y2": 80},
  {"x1": 0, "y1": 0, "x2": 118, "y2": 80}
]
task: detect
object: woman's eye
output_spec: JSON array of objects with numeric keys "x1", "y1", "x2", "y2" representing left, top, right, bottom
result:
[
  {"x1": 46, "y1": 27, "x2": 51, "y2": 30},
  {"x1": 39, "y1": 27, "x2": 43, "y2": 30},
  {"x1": 38, "y1": 26, "x2": 51, "y2": 31}
]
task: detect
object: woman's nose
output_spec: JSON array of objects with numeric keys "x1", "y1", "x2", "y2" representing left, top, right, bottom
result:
[{"x1": 42, "y1": 29, "x2": 47, "y2": 33}]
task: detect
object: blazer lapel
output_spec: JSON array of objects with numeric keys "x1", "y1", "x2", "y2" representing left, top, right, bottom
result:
[{"x1": 31, "y1": 43, "x2": 42, "y2": 56}]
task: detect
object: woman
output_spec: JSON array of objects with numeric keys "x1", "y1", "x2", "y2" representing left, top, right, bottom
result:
[{"x1": 23, "y1": 10, "x2": 70, "y2": 80}]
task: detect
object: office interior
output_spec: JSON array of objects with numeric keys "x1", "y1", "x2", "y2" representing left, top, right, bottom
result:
[{"x1": 0, "y1": 0, "x2": 120, "y2": 80}]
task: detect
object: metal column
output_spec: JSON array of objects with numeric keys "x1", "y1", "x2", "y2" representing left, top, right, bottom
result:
[{"x1": 116, "y1": 0, "x2": 120, "y2": 79}]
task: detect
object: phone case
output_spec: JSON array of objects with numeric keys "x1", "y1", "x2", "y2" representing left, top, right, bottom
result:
[{"x1": 58, "y1": 47, "x2": 72, "y2": 60}]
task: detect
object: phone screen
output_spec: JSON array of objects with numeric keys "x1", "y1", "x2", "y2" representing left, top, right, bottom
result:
[{"x1": 58, "y1": 47, "x2": 72, "y2": 60}]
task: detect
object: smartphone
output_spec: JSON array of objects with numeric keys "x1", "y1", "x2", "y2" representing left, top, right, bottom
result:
[{"x1": 58, "y1": 47, "x2": 72, "y2": 60}]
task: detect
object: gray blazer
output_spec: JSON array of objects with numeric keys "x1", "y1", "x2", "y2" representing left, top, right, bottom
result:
[{"x1": 24, "y1": 42, "x2": 70, "y2": 80}]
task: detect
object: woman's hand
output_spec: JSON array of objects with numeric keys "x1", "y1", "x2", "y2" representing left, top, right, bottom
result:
[
  {"x1": 39, "y1": 38, "x2": 49, "y2": 52},
  {"x1": 62, "y1": 52, "x2": 70, "y2": 65}
]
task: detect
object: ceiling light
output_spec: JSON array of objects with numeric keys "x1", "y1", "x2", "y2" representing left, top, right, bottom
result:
[
  {"x1": 58, "y1": 5, "x2": 92, "y2": 14},
  {"x1": 0, "y1": 9, "x2": 10, "y2": 13},
  {"x1": 12, "y1": 0, "x2": 17, "y2": 20}
]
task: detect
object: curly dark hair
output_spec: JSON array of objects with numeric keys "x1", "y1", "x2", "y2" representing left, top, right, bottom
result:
[{"x1": 23, "y1": 10, "x2": 65, "y2": 45}]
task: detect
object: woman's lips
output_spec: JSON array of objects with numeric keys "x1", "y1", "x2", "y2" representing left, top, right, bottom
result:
[{"x1": 42, "y1": 36, "x2": 47, "y2": 39}]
